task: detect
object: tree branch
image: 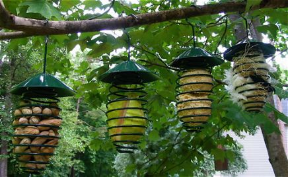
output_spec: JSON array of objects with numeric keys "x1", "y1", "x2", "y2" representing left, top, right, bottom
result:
[
  {"x1": 0, "y1": 0, "x2": 11, "y2": 27},
  {"x1": 0, "y1": 31, "x2": 32, "y2": 39},
  {"x1": 0, "y1": 0, "x2": 287, "y2": 40}
]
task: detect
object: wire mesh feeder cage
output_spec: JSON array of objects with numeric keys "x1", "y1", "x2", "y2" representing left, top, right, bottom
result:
[
  {"x1": 214, "y1": 144, "x2": 229, "y2": 171},
  {"x1": 99, "y1": 60, "x2": 158, "y2": 153},
  {"x1": 11, "y1": 73, "x2": 75, "y2": 174},
  {"x1": 224, "y1": 42, "x2": 276, "y2": 112},
  {"x1": 171, "y1": 47, "x2": 224, "y2": 132}
]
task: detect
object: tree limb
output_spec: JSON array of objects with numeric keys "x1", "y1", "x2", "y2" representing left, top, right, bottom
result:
[
  {"x1": 0, "y1": 31, "x2": 32, "y2": 39},
  {"x1": 0, "y1": 0, "x2": 288, "y2": 40}
]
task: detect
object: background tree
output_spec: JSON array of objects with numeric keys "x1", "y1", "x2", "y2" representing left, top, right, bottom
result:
[{"x1": 0, "y1": 0, "x2": 288, "y2": 177}]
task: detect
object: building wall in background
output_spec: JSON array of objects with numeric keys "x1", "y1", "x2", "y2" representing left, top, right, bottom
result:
[
  {"x1": 228, "y1": 131, "x2": 275, "y2": 177},
  {"x1": 219, "y1": 98, "x2": 288, "y2": 177}
]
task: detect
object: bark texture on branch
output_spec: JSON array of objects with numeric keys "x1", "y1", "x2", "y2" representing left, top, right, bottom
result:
[{"x1": 0, "y1": 0, "x2": 288, "y2": 40}]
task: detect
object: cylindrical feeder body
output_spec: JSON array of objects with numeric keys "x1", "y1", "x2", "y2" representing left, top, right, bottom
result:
[
  {"x1": 171, "y1": 48, "x2": 223, "y2": 132},
  {"x1": 224, "y1": 42, "x2": 276, "y2": 112},
  {"x1": 106, "y1": 83, "x2": 148, "y2": 153},
  {"x1": 12, "y1": 96, "x2": 61, "y2": 173},
  {"x1": 11, "y1": 73, "x2": 75, "y2": 173},
  {"x1": 99, "y1": 60, "x2": 158, "y2": 153}
]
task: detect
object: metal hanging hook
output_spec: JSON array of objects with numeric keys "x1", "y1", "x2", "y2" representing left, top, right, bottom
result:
[
  {"x1": 43, "y1": 19, "x2": 49, "y2": 74},
  {"x1": 43, "y1": 35, "x2": 49, "y2": 74},
  {"x1": 186, "y1": 18, "x2": 196, "y2": 48},
  {"x1": 123, "y1": 28, "x2": 131, "y2": 61}
]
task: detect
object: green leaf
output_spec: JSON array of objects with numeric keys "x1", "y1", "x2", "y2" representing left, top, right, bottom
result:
[
  {"x1": 257, "y1": 24, "x2": 279, "y2": 39},
  {"x1": 88, "y1": 43, "x2": 114, "y2": 58},
  {"x1": 83, "y1": 0, "x2": 102, "y2": 10},
  {"x1": 211, "y1": 148, "x2": 225, "y2": 161},
  {"x1": 275, "y1": 86, "x2": 288, "y2": 100},
  {"x1": 20, "y1": 0, "x2": 62, "y2": 19},
  {"x1": 265, "y1": 103, "x2": 288, "y2": 124},
  {"x1": 148, "y1": 130, "x2": 160, "y2": 141},
  {"x1": 60, "y1": 0, "x2": 81, "y2": 11},
  {"x1": 3, "y1": 0, "x2": 21, "y2": 14},
  {"x1": 245, "y1": 0, "x2": 262, "y2": 12}
]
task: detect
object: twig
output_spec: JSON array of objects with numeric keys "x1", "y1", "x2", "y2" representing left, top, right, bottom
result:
[
  {"x1": 133, "y1": 45, "x2": 179, "y2": 71},
  {"x1": 207, "y1": 14, "x2": 228, "y2": 27},
  {"x1": 214, "y1": 16, "x2": 228, "y2": 54},
  {"x1": 239, "y1": 14, "x2": 249, "y2": 41},
  {"x1": 160, "y1": 122, "x2": 229, "y2": 174},
  {"x1": 88, "y1": 0, "x2": 115, "y2": 20},
  {"x1": 156, "y1": 128, "x2": 183, "y2": 173},
  {"x1": 214, "y1": 79, "x2": 227, "y2": 86}
]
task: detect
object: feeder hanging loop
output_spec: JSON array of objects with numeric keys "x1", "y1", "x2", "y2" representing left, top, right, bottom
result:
[
  {"x1": 43, "y1": 35, "x2": 49, "y2": 74},
  {"x1": 43, "y1": 20, "x2": 49, "y2": 74}
]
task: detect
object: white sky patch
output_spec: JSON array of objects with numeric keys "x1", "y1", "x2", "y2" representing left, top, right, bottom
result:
[
  {"x1": 274, "y1": 52, "x2": 288, "y2": 70},
  {"x1": 196, "y1": 0, "x2": 211, "y2": 5}
]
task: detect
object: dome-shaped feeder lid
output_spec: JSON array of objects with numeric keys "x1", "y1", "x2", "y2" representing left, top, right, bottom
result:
[
  {"x1": 99, "y1": 60, "x2": 159, "y2": 84},
  {"x1": 223, "y1": 42, "x2": 276, "y2": 61},
  {"x1": 11, "y1": 73, "x2": 75, "y2": 97},
  {"x1": 171, "y1": 47, "x2": 224, "y2": 69}
]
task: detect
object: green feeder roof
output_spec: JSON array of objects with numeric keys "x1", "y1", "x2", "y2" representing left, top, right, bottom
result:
[
  {"x1": 11, "y1": 73, "x2": 75, "y2": 97},
  {"x1": 171, "y1": 47, "x2": 224, "y2": 69},
  {"x1": 99, "y1": 60, "x2": 159, "y2": 84},
  {"x1": 224, "y1": 42, "x2": 276, "y2": 61}
]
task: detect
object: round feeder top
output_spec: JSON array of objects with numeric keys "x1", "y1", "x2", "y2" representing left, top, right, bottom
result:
[
  {"x1": 99, "y1": 60, "x2": 159, "y2": 84},
  {"x1": 171, "y1": 47, "x2": 224, "y2": 69},
  {"x1": 223, "y1": 42, "x2": 276, "y2": 61},
  {"x1": 11, "y1": 73, "x2": 75, "y2": 97}
]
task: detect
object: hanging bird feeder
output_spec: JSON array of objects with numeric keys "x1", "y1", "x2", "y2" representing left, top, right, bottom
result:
[
  {"x1": 223, "y1": 42, "x2": 275, "y2": 112},
  {"x1": 99, "y1": 60, "x2": 158, "y2": 153},
  {"x1": 171, "y1": 47, "x2": 223, "y2": 132},
  {"x1": 11, "y1": 36, "x2": 75, "y2": 174},
  {"x1": 214, "y1": 144, "x2": 229, "y2": 171}
]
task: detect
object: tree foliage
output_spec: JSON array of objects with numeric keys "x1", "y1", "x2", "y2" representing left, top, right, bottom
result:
[{"x1": 1, "y1": 0, "x2": 288, "y2": 177}]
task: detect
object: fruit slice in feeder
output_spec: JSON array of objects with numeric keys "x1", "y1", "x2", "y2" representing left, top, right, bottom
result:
[
  {"x1": 99, "y1": 60, "x2": 158, "y2": 153},
  {"x1": 171, "y1": 47, "x2": 224, "y2": 132},
  {"x1": 11, "y1": 73, "x2": 75, "y2": 174},
  {"x1": 224, "y1": 42, "x2": 276, "y2": 112}
]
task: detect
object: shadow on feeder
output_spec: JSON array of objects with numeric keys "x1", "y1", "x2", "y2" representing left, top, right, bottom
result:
[
  {"x1": 224, "y1": 42, "x2": 276, "y2": 112},
  {"x1": 171, "y1": 47, "x2": 224, "y2": 132},
  {"x1": 99, "y1": 60, "x2": 158, "y2": 153}
]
